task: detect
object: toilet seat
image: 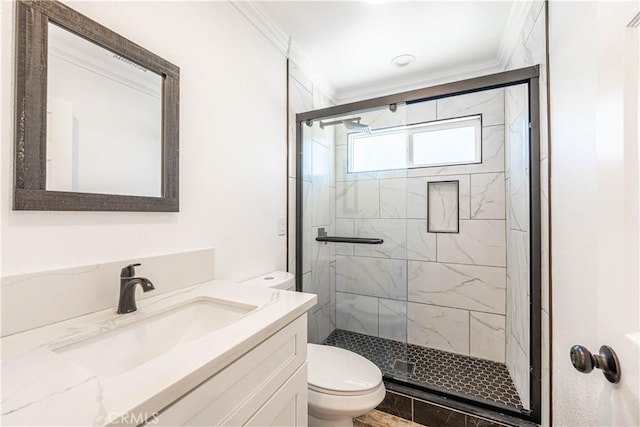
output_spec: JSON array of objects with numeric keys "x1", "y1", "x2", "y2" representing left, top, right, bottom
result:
[{"x1": 307, "y1": 344, "x2": 382, "y2": 396}]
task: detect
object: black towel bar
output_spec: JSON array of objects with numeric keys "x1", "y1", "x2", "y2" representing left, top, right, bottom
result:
[{"x1": 315, "y1": 228, "x2": 383, "y2": 245}]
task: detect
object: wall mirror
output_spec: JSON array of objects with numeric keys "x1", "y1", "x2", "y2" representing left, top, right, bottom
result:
[{"x1": 14, "y1": 0, "x2": 180, "y2": 211}]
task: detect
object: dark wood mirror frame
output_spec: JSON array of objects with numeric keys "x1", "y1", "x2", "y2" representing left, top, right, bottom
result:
[{"x1": 14, "y1": 0, "x2": 180, "y2": 211}]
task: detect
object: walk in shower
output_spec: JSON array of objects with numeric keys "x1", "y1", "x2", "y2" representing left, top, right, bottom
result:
[{"x1": 293, "y1": 68, "x2": 541, "y2": 423}]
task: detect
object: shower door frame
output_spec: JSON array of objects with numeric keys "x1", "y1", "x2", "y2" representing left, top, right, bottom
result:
[{"x1": 294, "y1": 66, "x2": 542, "y2": 424}]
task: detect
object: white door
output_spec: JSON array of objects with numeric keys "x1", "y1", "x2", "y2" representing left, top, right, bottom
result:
[{"x1": 549, "y1": 1, "x2": 640, "y2": 425}]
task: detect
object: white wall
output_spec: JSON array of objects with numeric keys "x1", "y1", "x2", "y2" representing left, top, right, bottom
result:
[
  {"x1": 1, "y1": 1, "x2": 287, "y2": 280},
  {"x1": 550, "y1": 1, "x2": 640, "y2": 425}
]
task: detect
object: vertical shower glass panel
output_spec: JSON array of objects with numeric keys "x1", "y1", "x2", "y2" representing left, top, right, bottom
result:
[{"x1": 299, "y1": 83, "x2": 533, "y2": 415}]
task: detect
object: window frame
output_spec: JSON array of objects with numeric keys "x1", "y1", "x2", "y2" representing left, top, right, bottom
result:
[{"x1": 346, "y1": 114, "x2": 483, "y2": 174}]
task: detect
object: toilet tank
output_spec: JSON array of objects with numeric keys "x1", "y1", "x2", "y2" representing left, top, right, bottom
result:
[{"x1": 240, "y1": 271, "x2": 295, "y2": 291}]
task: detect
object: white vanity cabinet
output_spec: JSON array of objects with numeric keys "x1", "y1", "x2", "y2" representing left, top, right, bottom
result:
[{"x1": 151, "y1": 315, "x2": 308, "y2": 427}]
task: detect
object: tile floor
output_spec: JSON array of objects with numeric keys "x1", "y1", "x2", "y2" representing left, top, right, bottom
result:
[{"x1": 324, "y1": 329, "x2": 523, "y2": 410}]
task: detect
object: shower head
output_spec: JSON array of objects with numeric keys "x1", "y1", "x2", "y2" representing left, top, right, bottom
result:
[
  {"x1": 316, "y1": 116, "x2": 372, "y2": 134},
  {"x1": 341, "y1": 119, "x2": 372, "y2": 134}
]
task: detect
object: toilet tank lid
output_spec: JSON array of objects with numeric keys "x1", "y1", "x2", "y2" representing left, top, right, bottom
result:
[
  {"x1": 240, "y1": 271, "x2": 294, "y2": 289},
  {"x1": 307, "y1": 344, "x2": 382, "y2": 394}
]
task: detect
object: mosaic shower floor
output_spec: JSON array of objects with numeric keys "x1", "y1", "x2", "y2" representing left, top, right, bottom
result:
[{"x1": 324, "y1": 329, "x2": 524, "y2": 411}]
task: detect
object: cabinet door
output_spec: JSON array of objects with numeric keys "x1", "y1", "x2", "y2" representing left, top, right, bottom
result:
[
  {"x1": 245, "y1": 364, "x2": 308, "y2": 427},
  {"x1": 152, "y1": 316, "x2": 307, "y2": 426}
]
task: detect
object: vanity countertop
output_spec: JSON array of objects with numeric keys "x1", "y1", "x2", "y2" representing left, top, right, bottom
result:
[{"x1": 0, "y1": 280, "x2": 316, "y2": 426}]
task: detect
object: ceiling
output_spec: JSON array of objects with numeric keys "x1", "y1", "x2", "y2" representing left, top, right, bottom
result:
[{"x1": 257, "y1": 1, "x2": 518, "y2": 102}]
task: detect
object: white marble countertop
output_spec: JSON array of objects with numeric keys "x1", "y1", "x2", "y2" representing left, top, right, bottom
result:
[{"x1": 1, "y1": 280, "x2": 316, "y2": 426}]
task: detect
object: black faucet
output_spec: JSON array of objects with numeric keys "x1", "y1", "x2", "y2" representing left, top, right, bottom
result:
[{"x1": 117, "y1": 263, "x2": 155, "y2": 314}]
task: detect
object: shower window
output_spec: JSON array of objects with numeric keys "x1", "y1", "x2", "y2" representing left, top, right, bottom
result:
[
  {"x1": 348, "y1": 131, "x2": 407, "y2": 173},
  {"x1": 347, "y1": 115, "x2": 482, "y2": 173}
]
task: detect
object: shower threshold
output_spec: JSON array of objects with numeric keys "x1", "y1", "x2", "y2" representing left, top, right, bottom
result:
[{"x1": 324, "y1": 329, "x2": 524, "y2": 411}]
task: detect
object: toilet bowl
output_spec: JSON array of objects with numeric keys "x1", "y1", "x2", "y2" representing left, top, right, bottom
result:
[
  {"x1": 307, "y1": 343, "x2": 385, "y2": 427},
  {"x1": 241, "y1": 272, "x2": 386, "y2": 426}
]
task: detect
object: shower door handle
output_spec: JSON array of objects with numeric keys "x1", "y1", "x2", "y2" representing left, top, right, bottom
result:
[{"x1": 570, "y1": 344, "x2": 621, "y2": 383}]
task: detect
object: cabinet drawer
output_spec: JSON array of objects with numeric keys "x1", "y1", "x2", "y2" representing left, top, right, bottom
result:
[{"x1": 154, "y1": 315, "x2": 307, "y2": 426}]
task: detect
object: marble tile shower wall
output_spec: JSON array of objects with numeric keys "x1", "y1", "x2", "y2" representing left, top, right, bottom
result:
[
  {"x1": 334, "y1": 88, "x2": 509, "y2": 364},
  {"x1": 287, "y1": 62, "x2": 336, "y2": 344},
  {"x1": 503, "y1": 0, "x2": 548, "y2": 414},
  {"x1": 505, "y1": 84, "x2": 531, "y2": 409}
]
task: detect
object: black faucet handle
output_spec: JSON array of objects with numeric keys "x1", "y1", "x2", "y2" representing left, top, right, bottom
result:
[{"x1": 120, "y1": 263, "x2": 141, "y2": 278}]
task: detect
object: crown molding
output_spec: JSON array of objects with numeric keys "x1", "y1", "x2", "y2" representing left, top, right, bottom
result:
[
  {"x1": 231, "y1": 0, "x2": 337, "y2": 102},
  {"x1": 230, "y1": 1, "x2": 289, "y2": 54},
  {"x1": 336, "y1": 58, "x2": 502, "y2": 104},
  {"x1": 233, "y1": 0, "x2": 536, "y2": 105}
]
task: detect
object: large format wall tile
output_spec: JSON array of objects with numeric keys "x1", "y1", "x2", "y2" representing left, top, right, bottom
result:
[
  {"x1": 311, "y1": 302, "x2": 335, "y2": 344},
  {"x1": 407, "y1": 303, "x2": 470, "y2": 354},
  {"x1": 330, "y1": 260, "x2": 336, "y2": 325},
  {"x1": 336, "y1": 292, "x2": 378, "y2": 336},
  {"x1": 406, "y1": 99, "x2": 437, "y2": 124},
  {"x1": 288, "y1": 76, "x2": 312, "y2": 179},
  {"x1": 302, "y1": 180, "x2": 312, "y2": 273},
  {"x1": 437, "y1": 88, "x2": 505, "y2": 126},
  {"x1": 507, "y1": 333, "x2": 530, "y2": 409},
  {"x1": 335, "y1": 218, "x2": 355, "y2": 256},
  {"x1": 507, "y1": 229, "x2": 530, "y2": 350},
  {"x1": 379, "y1": 299, "x2": 407, "y2": 342},
  {"x1": 406, "y1": 177, "x2": 428, "y2": 219},
  {"x1": 507, "y1": 113, "x2": 530, "y2": 232},
  {"x1": 354, "y1": 219, "x2": 407, "y2": 259},
  {"x1": 336, "y1": 180, "x2": 380, "y2": 218},
  {"x1": 406, "y1": 219, "x2": 437, "y2": 261},
  {"x1": 406, "y1": 175, "x2": 471, "y2": 219},
  {"x1": 471, "y1": 173, "x2": 506, "y2": 220},
  {"x1": 360, "y1": 104, "x2": 407, "y2": 129},
  {"x1": 312, "y1": 227, "x2": 332, "y2": 307},
  {"x1": 336, "y1": 255, "x2": 407, "y2": 300},
  {"x1": 437, "y1": 220, "x2": 506, "y2": 267},
  {"x1": 288, "y1": 177, "x2": 297, "y2": 275},
  {"x1": 313, "y1": 141, "x2": 331, "y2": 226},
  {"x1": 408, "y1": 261, "x2": 506, "y2": 314},
  {"x1": 470, "y1": 312, "x2": 506, "y2": 363},
  {"x1": 302, "y1": 272, "x2": 312, "y2": 299},
  {"x1": 380, "y1": 179, "x2": 407, "y2": 218}
]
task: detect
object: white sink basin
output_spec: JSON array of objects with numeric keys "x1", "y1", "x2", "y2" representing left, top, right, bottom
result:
[{"x1": 53, "y1": 298, "x2": 257, "y2": 376}]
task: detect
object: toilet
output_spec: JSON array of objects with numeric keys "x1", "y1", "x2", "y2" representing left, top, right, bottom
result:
[{"x1": 241, "y1": 272, "x2": 386, "y2": 426}]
